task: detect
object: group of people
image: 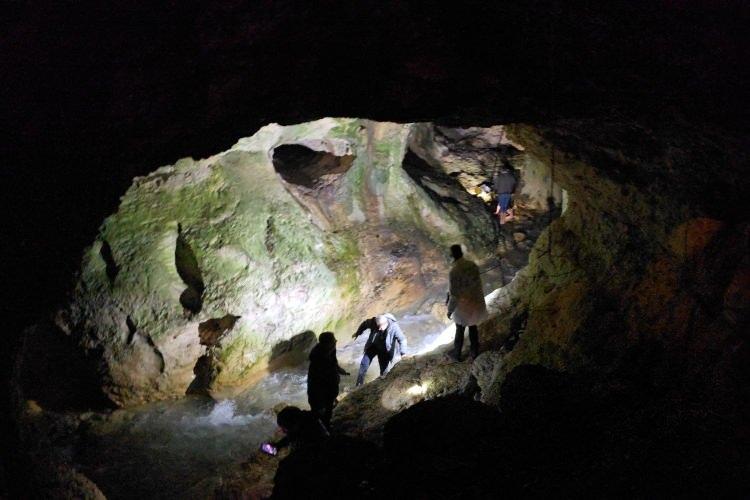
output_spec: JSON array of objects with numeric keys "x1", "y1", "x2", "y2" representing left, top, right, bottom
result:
[
  {"x1": 305, "y1": 313, "x2": 409, "y2": 431},
  {"x1": 267, "y1": 242, "x2": 489, "y2": 453}
]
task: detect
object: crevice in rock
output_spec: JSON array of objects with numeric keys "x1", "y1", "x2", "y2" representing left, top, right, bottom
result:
[
  {"x1": 402, "y1": 150, "x2": 467, "y2": 206},
  {"x1": 100, "y1": 239, "x2": 119, "y2": 284},
  {"x1": 186, "y1": 354, "x2": 212, "y2": 395},
  {"x1": 142, "y1": 332, "x2": 165, "y2": 374},
  {"x1": 123, "y1": 315, "x2": 165, "y2": 373},
  {"x1": 502, "y1": 310, "x2": 528, "y2": 352},
  {"x1": 272, "y1": 144, "x2": 355, "y2": 188},
  {"x1": 125, "y1": 315, "x2": 137, "y2": 344},
  {"x1": 198, "y1": 314, "x2": 240, "y2": 347},
  {"x1": 264, "y1": 217, "x2": 276, "y2": 254},
  {"x1": 175, "y1": 223, "x2": 205, "y2": 316},
  {"x1": 188, "y1": 314, "x2": 241, "y2": 395}
]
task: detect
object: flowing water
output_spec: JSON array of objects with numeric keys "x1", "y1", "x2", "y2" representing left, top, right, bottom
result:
[
  {"x1": 73, "y1": 313, "x2": 455, "y2": 499},
  {"x1": 64, "y1": 201, "x2": 536, "y2": 498},
  {"x1": 71, "y1": 256, "x2": 512, "y2": 499}
]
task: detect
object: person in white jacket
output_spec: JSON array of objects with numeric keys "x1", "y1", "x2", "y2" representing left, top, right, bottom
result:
[{"x1": 446, "y1": 244, "x2": 488, "y2": 361}]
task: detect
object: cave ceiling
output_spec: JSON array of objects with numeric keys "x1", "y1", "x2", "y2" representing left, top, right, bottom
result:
[{"x1": 4, "y1": 1, "x2": 749, "y2": 329}]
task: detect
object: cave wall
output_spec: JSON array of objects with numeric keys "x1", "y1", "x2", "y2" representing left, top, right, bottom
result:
[
  {"x1": 328, "y1": 118, "x2": 748, "y2": 457},
  {"x1": 478, "y1": 121, "x2": 749, "y2": 403},
  {"x1": 408, "y1": 123, "x2": 563, "y2": 213},
  {"x1": 63, "y1": 118, "x2": 495, "y2": 405}
]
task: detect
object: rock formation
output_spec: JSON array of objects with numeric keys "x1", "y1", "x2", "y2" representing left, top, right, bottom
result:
[
  {"x1": 334, "y1": 118, "x2": 747, "y2": 423},
  {"x1": 61, "y1": 118, "x2": 497, "y2": 405},
  {"x1": 12, "y1": 118, "x2": 747, "y2": 498}
]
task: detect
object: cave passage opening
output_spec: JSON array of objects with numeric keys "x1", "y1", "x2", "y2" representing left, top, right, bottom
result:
[{"x1": 272, "y1": 144, "x2": 356, "y2": 188}]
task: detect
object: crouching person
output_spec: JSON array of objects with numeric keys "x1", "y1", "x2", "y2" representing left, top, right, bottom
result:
[{"x1": 264, "y1": 406, "x2": 329, "y2": 455}]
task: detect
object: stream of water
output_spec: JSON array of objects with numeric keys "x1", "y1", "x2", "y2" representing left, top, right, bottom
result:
[{"x1": 73, "y1": 314, "x2": 453, "y2": 499}]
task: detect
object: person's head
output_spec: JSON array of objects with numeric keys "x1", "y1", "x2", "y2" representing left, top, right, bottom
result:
[
  {"x1": 277, "y1": 406, "x2": 304, "y2": 433},
  {"x1": 450, "y1": 244, "x2": 463, "y2": 261},
  {"x1": 318, "y1": 331, "x2": 336, "y2": 352},
  {"x1": 375, "y1": 315, "x2": 389, "y2": 331}
]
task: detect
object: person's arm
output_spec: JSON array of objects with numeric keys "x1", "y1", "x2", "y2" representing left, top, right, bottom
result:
[
  {"x1": 335, "y1": 359, "x2": 349, "y2": 375},
  {"x1": 352, "y1": 319, "x2": 371, "y2": 339},
  {"x1": 393, "y1": 324, "x2": 408, "y2": 355},
  {"x1": 447, "y1": 274, "x2": 458, "y2": 318},
  {"x1": 273, "y1": 435, "x2": 290, "y2": 450}
]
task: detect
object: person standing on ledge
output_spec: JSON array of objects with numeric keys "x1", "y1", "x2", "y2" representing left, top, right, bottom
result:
[
  {"x1": 353, "y1": 314, "x2": 408, "y2": 386},
  {"x1": 307, "y1": 331, "x2": 349, "y2": 430},
  {"x1": 446, "y1": 244, "x2": 488, "y2": 361},
  {"x1": 493, "y1": 163, "x2": 517, "y2": 224}
]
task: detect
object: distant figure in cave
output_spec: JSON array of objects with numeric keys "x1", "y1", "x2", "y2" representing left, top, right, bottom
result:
[
  {"x1": 271, "y1": 406, "x2": 329, "y2": 452},
  {"x1": 307, "y1": 331, "x2": 349, "y2": 430},
  {"x1": 493, "y1": 163, "x2": 517, "y2": 224},
  {"x1": 353, "y1": 313, "x2": 408, "y2": 386},
  {"x1": 447, "y1": 244, "x2": 488, "y2": 361}
]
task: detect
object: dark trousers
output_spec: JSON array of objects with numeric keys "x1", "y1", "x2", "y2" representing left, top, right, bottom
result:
[
  {"x1": 356, "y1": 347, "x2": 390, "y2": 386},
  {"x1": 309, "y1": 397, "x2": 334, "y2": 430},
  {"x1": 454, "y1": 324, "x2": 479, "y2": 361}
]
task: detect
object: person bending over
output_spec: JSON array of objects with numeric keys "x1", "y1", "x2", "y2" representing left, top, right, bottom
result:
[{"x1": 352, "y1": 314, "x2": 408, "y2": 386}]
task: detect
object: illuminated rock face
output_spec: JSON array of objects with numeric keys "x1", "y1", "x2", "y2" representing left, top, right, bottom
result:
[
  {"x1": 332, "y1": 118, "x2": 748, "y2": 440},
  {"x1": 65, "y1": 118, "x2": 496, "y2": 405}
]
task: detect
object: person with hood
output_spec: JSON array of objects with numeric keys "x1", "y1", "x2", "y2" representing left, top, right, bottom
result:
[
  {"x1": 447, "y1": 244, "x2": 488, "y2": 361},
  {"x1": 352, "y1": 313, "x2": 408, "y2": 386},
  {"x1": 267, "y1": 406, "x2": 329, "y2": 453},
  {"x1": 493, "y1": 163, "x2": 518, "y2": 224},
  {"x1": 307, "y1": 331, "x2": 349, "y2": 430}
]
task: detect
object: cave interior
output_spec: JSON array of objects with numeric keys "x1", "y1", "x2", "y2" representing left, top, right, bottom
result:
[{"x1": 3, "y1": 2, "x2": 749, "y2": 498}]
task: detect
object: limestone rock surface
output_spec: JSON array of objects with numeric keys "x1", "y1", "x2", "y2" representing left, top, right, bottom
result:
[{"x1": 65, "y1": 118, "x2": 496, "y2": 405}]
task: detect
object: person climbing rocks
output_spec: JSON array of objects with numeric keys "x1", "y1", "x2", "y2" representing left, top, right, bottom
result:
[
  {"x1": 446, "y1": 244, "x2": 488, "y2": 361},
  {"x1": 493, "y1": 163, "x2": 518, "y2": 224},
  {"x1": 268, "y1": 406, "x2": 330, "y2": 453},
  {"x1": 307, "y1": 331, "x2": 349, "y2": 430},
  {"x1": 353, "y1": 313, "x2": 408, "y2": 386}
]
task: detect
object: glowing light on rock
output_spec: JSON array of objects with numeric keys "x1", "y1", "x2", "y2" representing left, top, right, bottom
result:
[
  {"x1": 416, "y1": 324, "x2": 455, "y2": 355},
  {"x1": 406, "y1": 381, "x2": 430, "y2": 396}
]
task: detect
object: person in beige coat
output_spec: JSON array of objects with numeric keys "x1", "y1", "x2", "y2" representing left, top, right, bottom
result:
[{"x1": 446, "y1": 244, "x2": 488, "y2": 361}]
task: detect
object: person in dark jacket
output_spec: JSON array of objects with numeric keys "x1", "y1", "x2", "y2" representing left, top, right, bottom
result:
[
  {"x1": 493, "y1": 164, "x2": 518, "y2": 224},
  {"x1": 272, "y1": 406, "x2": 329, "y2": 452},
  {"x1": 352, "y1": 314, "x2": 408, "y2": 386},
  {"x1": 307, "y1": 331, "x2": 349, "y2": 430}
]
